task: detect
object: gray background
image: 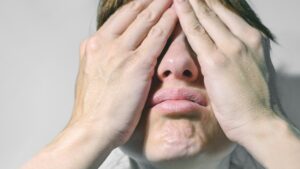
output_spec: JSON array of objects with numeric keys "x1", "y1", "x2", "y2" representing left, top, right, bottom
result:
[{"x1": 0, "y1": 0, "x2": 299, "y2": 168}]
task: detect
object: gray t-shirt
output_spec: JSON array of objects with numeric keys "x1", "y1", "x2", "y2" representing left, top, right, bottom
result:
[{"x1": 99, "y1": 145, "x2": 265, "y2": 169}]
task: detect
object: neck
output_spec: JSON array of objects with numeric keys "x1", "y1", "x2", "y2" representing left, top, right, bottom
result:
[{"x1": 130, "y1": 144, "x2": 236, "y2": 169}]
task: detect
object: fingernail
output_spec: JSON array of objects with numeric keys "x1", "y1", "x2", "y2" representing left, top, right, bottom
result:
[{"x1": 175, "y1": 0, "x2": 186, "y2": 3}]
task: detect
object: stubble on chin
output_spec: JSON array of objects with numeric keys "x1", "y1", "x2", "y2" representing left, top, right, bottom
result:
[{"x1": 143, "y1": 107, "x2": 230, "y2": 161}]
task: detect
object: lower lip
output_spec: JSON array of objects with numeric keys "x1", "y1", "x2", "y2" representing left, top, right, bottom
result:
[{"x1": 152, "y1": 100, "x2": 205, "y2": 116}]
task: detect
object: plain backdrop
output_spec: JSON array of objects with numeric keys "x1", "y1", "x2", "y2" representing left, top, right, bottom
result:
[{"x1": 0, "y1": 0, "x2": 299, "y2": 168}]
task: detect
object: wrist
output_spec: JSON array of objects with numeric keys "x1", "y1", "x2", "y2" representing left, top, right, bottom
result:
[
  {"x1": 23, "y1": 121, "x2": 116, "y2": 169},
  {"x1": 235, "y1": 112, "x2": 288, "y2": 146},
  {"x1": 64, "y1": 118, "x2": 118, "y2": 150},
  {"x1": 231, "y1": 111, "x2": 300, "y2": 169},
  {"x1": 67, "y1": 111, "x2": 123, "y2": 148},
  {"x1": 225, "y1": 109, "x2": 277, "y2": 143},
  {"x1": 48, "y1": 123, "x2": 114, "y2": 157}
]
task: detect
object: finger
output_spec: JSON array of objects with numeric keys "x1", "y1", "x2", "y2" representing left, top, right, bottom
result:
[
  {"x1": 137, "y1": 7, "x2": 177, "y2": 66},
  {"x1": 209, "y1": 1, "x2": 263, "y2": 48},
  {"x1": 100, "y1": 0, "x2": 152, "y2": 38},
  {"x1": 189, "y1": 0, "x2": 242, "y2": 52},
  {"x1": 173, "y1": 0, "x2": 215, "y2": 61},
  {"x1": 120, "y1": 0, "x2": 173, "y2": 50}
]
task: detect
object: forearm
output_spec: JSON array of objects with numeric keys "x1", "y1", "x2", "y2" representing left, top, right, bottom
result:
[
  {"x1": 238, "y1": 113, "x2": 300, "y2": 169},
  {"x1": 21, "y1": 122, "x2": 115, "y2": 169}
]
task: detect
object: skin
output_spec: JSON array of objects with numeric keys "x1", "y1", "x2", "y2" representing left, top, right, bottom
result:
[
  {"x1": 120, "y1": 21, "x2": 236, "y2": 169},
  {"x1": 22, "y1": 0, "x2": 300, "y2": 169}
]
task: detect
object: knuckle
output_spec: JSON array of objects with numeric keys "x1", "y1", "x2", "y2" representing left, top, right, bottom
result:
[
  {"x1": 138, "y1": 10, "x2": 156, "y2": 24},
  {"x1": 149, "y1": 26, "x2": 164, "y2": 37},
  {"x1": 227, "y1": 40, "x2": 246, "y2": 56},
  {"x1": 206, "y1": 52, "x2": 230, "y2": 70},
  {"x1": 248, "y1": 30, "x2": 263, "y2": 48},
  {"x1": 127, "y1": 1, "x2": 145, "y2": 12},
  {"x1": 85, "y1": 36, "x2": 101, "y2": 53},
  {"x1": 200, "y1": 6, "x2": 217, "y2": 18},
  {"x1": 186, "y1": 21, "x2": 206, "y2": 36}
]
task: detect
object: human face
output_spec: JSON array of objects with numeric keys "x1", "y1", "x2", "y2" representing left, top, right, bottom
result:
[{"x1": 120, "y1": 23, "x2": 234, "y2": 163}]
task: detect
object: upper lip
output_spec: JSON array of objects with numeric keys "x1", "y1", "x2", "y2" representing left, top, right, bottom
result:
[{"x1": 150, "y1": 88, "x2": 208, "y2": 107}]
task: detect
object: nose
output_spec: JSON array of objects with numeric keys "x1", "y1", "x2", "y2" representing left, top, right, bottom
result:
[{"x1": 156, "y1": 27, "x2": 199, "y2": 82}]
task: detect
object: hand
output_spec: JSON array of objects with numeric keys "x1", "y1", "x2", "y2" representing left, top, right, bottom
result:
[
  {"x1": 174, "y1": 0, "x2": 275, "y2": 142},
  {"x1": 70, "y1": 0, "x2": 177, "y2": 146}
]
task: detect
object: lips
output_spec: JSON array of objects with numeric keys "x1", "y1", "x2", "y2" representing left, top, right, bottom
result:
[{"x1": 149, "y1": 88, "x2": 208, "y2": 116}]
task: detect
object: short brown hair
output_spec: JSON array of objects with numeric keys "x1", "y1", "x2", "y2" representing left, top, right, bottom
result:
[{"x1": 96, "y1": 0, "x2": 276, "y2": 42}]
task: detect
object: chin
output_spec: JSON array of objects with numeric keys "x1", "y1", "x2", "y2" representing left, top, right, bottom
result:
[
  {"x1": 120, "y1": 107, "x2": 232, "y2": 164},
  {"x1": 143, "y1": 118, "x2": 207, "y2": 162}
]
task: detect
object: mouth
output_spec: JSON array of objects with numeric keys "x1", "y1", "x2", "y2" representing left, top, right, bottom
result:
[{"x1": 149, "y1": 88, "x2": 208, "y2": 116}]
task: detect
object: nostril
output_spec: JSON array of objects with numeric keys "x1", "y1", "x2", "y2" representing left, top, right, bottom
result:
[
  {"x1": 163, "y1": 70, "x2": 171, "y2": 77},
  {"x1": 183, "y1": 70, "x2": 192, "y2": 77}
]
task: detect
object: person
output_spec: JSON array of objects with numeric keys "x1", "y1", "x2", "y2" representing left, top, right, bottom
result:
[{"x1": 22, "y1": 0, "x2": 300, "y2": 168}]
